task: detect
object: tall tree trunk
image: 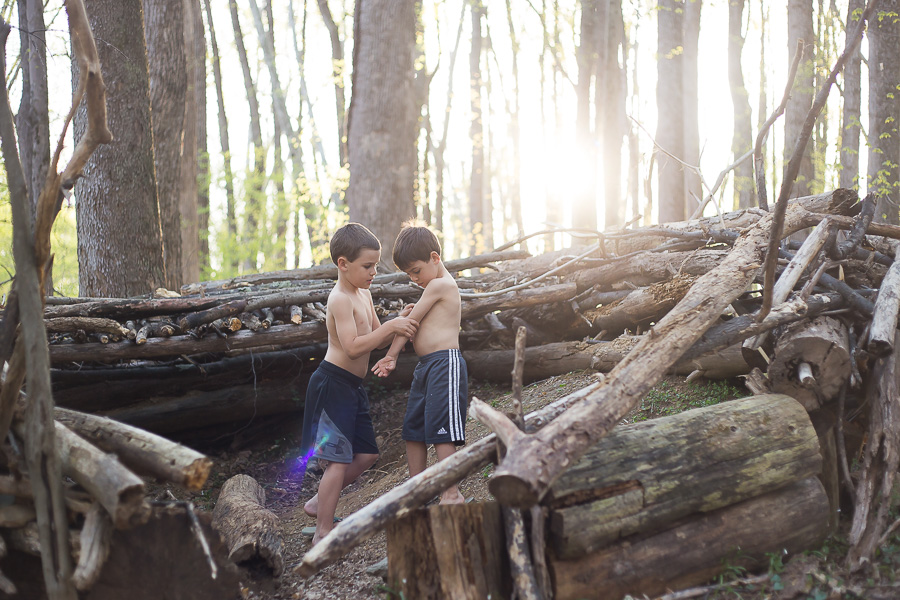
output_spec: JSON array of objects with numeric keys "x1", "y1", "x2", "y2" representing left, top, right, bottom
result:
[
  {"x1": 266, "y1": 0, "x2": 288, "y2": 269},
  {"x1": 288, "y1": 0, "x2": 313, "y2": 267},
  {"x1": 784, "y1": 0, "x2": 816, "y2": 198},
  {"x1": 433, "y1": 2, "x2": 466, "y2": 235},
  {"x1": 602, "y1": 0, "x2": 626, "y2": 229},
  {"x1": 868, "y1": 0, "x2": 900, "y2": 224},
  {"x1": 193, "y1": 0, "x2": 209, "y2": 275},
  {"x1": 15, "y1": 0, "x2": 49, "y2": 223},
  {"x1": 143, "y1": 0, "x2": 187, "y2": 290},
  {"x1": 74, "y1": 0, "x2": 165, "y2": 297},
  {"x1": 729, "y1": 0, "x2": 753, "y2": 209},
  {"x1": 204, "y1": 0, "x2": 238, "y2": 273},
  {"x1": 181, "y1": 0, "x2": 202, "y2": 284},
  {"x1": 229, "y1": 0, "x2": 265, "y2": 272},
  {"x1": 756, "y1": 0, "x2": 768, "y2": 199},
  {"x1": 315, "y1": 0, "x2": 348, "y2": 170},
  {"x1": 347, "y1": 0, "x2": 417, "y2": 268},
  {"x1": 575, "y1": 0, "x2": 601, "y2": 235},
  {"x1": 839, "y1": 0, "x2": 864, "y2": 191},
  {"x1": 504, "y1": 0, "x2": 524, "y2": 239},
  {"x1": 469, "y1": 0, "x2": 486, "y2": 254},
  {"x1": 681, "y1": 0, "x2": 700, "y2": 217},
  {"x1": 656, "y1": 0, "x2": 685, "y2": 223}
]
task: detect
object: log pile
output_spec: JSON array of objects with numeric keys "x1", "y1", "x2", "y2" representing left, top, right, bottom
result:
[
  {"x1": 297, "y1": 185, "x2": 900, "y2": 597},
  {"x1": 42, "y1": 190, "x2": 878, "y2": 443}
]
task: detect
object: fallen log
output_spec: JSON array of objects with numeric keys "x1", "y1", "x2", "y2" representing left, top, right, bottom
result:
[
  {"x1": 54, "y1": 407, "x2": 212, "y2": 490},
  {"x1": 545, "y1": 394, "x2": 822, "y2": 559},
  {"x1": 549, "y1": 477, "x2": 830, "y2": 600},
  {"x1": 72, "y1": 503, "x2": 113, "y2": 591},
  {"x1": 44, "y1": 317, "x2": 129, "y2": 338},
  {"x1": 211, "y1": 474, "x2": 283, "y2": 576},
  {"x1": 386, "y1": 502, "x2": 509, "y2": 600},
  {"x1": 868, "y1": 240, "x2": 900, "y2": 356},
  {"x1": 48, "y1": 321, "x2": 328, "y2": 364},
  {"x1": 476, "y1": 190, "x2": 857, "y2": 508},
  {"x1": 767, "y1": 316, "x2": 851, "y2": 410},
  {"x1": 585, "y1": 275, "x2": 696, "y2": 335}
]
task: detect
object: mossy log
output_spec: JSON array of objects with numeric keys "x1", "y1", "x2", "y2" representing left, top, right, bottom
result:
[
  {"x1": 549, "y1": 477, "x2": 830, "y2": 600},
  {"x1": 546, "y1": 394, "x2": 822, "y2": 559}
]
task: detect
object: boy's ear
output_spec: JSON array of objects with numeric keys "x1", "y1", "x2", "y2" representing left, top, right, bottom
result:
[
  {"x1": 430, "y1": 251, "x2": 441, "y2": 263},
  {"x1": 336, "y1": 256, "x2": 349, "y2": 270}
]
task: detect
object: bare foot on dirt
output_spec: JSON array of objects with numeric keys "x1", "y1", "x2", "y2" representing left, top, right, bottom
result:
[
  {"x1": 303, "y1": 494, "x2": 319, "y2": 517},
  {"x1": 439, "y1": 488, "x2": 466, "y2": 505},
  {"x1": 310, "y1": 526, "x2": 332, "y2": 546}
]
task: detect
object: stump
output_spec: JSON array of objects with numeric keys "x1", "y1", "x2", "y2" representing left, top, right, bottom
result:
[{"x1": 386, "y1": 502, "x2": 510, "y2": 600}]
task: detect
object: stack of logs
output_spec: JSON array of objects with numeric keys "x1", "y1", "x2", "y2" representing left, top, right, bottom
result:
[
  {"x1": 43, "y1": 189, "x2": 883, "y2": 445},
  {"x1": 293, "y1": 188, "x2": 900, "y2": 598}
]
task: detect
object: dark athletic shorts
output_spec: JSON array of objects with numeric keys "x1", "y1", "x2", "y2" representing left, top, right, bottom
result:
[
  {"x1": 300, "y1": 361, "x2": 379, "y2": 465},
  {"x1": 402, "y1": 349, "x2": 468, "y2": 446}
]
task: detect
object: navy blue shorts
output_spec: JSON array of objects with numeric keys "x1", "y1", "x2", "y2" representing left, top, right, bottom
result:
[
  {"x1": 300, "y1": 361, "x2": 379, "y2": 464},
  {"x1": 402, "y1": 349, "x2": 468, "y2": 446}
]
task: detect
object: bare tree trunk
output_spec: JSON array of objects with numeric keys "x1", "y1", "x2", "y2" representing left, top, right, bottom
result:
[
  {"x1": 602, "y1": 0, "x2": 626, "y2": 229},
  {"x1": 469, "y1": 0, "x2": 486, "y2": 254},
  {"x1": 867, "y1": 0, "x2": 900, "y2": 224},
  {"x1": 181, "y1": 0, "x2": 202, "y2": 284},
  {"x1": 756, "y1": 0, "x2": 768, "y2": 199},
  {"x1": 784, "y1": 0, "x2": 816, "y2": 198},
  {"x1": 681, "y1": 0, "x2": 701, "y2": 218},
  {"x1": 505, "y1": 0, "x2": 524, "y2": 238},
  {"x1": 575, "y1": 0, "x2": 601, "y2": 235},
  {"x1": 15, "y1": 0, "x2": 49, "y2": 225},
  {"x1": 729, "y1": 0, "x2": 754, "y2": 209},
  {"x1": 839, "y1": 0, "x2": 864, "y2": 191},
  {"x1": 347, "y1": 0, "x2": 417, "y2": 268},
  {"x1": 229, "y1": 0, "x2": 265, "y2": 271},
  {"x1": 74, "y1": 0, "x2": 165, "y2": 297},
  {"x1": 316, "y1": 0, "x2": 348, "y2": 169},
  {"x1": 204, "y1": 0, "x2": 238, "y2": 272},
  {"x1": 656, "y1": 0, "x2": 685, "y2": 223},
  {"x1": 266, "y1": 0, "x2": 289, "y2": 269},
  {"x1": 433, "y1": 2, "x2": 466, "y2": 235},
  {"x1": 143, "y1": 0, "x2": 187, "y2": 290},
  {"x1": 193, "y1": 0, "x2": 209, "y2": 274}
]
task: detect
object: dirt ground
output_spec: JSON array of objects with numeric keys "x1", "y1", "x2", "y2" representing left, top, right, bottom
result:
[{"x1": 167, "y1": 370, "x2": 900, "y2": 600}]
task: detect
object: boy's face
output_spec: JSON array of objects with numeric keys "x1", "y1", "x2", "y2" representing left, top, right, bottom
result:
[
  {"x1": 403, "y1": 252, "x2": 441, "y2": 287},
  {"x1": 338, "y1": 248, "x2": 381, "y2": 289}
]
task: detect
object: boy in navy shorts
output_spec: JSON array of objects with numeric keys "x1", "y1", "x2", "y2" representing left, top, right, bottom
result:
[
  {"x1": 300, "y1": 223, "x2": 418, "y2": 544},
  {"x1": 372, "y1": 223, "x2": 468, "y2": 505}
]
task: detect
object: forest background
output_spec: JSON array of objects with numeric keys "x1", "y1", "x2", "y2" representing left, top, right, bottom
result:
[{"x1": 0, "y1": 0, "x2": 887, "y2": 299}]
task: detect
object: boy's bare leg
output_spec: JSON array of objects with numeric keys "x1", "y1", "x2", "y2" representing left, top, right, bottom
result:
[
  {"x1": 311, "y1": 460, "x2": 347, "y2": 545},
  {"x1": 406, "y1": 441, "x2": 428, "y2": 477},
  {"x1": 435, "y1": 443, "x2": 465, "y2": 504},
  {"x1": 304, "y1": 453, "x2": 378, "y2": 518}
]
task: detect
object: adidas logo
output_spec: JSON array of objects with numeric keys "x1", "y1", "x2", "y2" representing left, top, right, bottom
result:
[{"x1": 437, "y1": 427, "x2": 448, "y2": 435}]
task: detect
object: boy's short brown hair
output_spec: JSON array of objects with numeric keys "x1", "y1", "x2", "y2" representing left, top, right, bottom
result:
[
  {"x1": 329, "y1": 223, "x2": 381, "y2": 265},
  {"x1": 392, "y1": 222, "x2": 442, "y2": 271}
]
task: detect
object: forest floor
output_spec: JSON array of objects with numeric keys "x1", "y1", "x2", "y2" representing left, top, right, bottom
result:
[{"x1": 169, "y1": 369, "x2": 900, "y2": 600}]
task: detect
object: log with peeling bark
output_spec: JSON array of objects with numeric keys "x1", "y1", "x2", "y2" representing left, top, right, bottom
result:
[
  {"x1": 584, "y1": 274, "x2": 696, "y2": 335},
  {"x1": 475, "y1": 190, "x2": 858, "y2": 509},
  {"x1": 544, "y1": 394, "x2": 822, "y2": 559},
  {"x1": 211, "y1": 474, "x2": 284, "y2": 576},
  {"x1": 53, "y1": 407, "x2": 212, "y2": 490},
  {"x1": 549, "y1": 477, "x2": 830, "y2": 600},
  {"x1": 868, "y1": 240, "x2": 900, "y2": 356},
  {"x1": 72, "y1": 503, "x2": 113, "y2": 591},
  {"x1": 386, "y1": 502, "x2": 509, "y2": 600}
]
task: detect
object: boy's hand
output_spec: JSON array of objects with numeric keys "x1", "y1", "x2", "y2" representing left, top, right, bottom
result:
[
  {"x1": 372, "y1": 355, "x2": 396, "y2": 377},
  {"x1": 387, "y1": 317, "x2": 418, "y2": 338},
  {"x1": 399, "y1": 303, "x2": 416, "y2": 317}
]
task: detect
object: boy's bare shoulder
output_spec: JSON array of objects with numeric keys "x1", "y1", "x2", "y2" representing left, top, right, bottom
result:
[{"x1": 430, "y1": 275, "x2": 460, "y2": 295}]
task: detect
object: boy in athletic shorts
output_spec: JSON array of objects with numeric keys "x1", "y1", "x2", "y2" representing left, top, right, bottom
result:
[
  {"x1": 372, "y1": 223, "x2": 468, "y2": 505},
  {"x1": 300, "y1": 223, "x2": 418, "y2": 544}
]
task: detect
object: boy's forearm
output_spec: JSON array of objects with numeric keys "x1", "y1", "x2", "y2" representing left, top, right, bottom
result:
[{"x1": 384, "y1": 335, "x2": 407, "y2": 358}]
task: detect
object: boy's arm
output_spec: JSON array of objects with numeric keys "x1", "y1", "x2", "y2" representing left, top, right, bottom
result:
[
  {"x1": 330, "y1": 293, "x2": 418, "y2": 360},
  {"x1": 372, "y1": 281, "x2": 451, "y2": 377}
]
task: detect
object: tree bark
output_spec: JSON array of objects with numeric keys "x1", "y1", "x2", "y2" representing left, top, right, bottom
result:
[
  {"x1": 74, "y1": 0, "x2": 166, "y2": 297},
  {"x1": 315, "y1": 0, "x2": 348, "y2": 168},
  {"x1": 729, "y1": 0, "x2": 754, "y2": 209},
  {"x1": 681, "y1": 0, "x2": 701, "y2": 217},
  {"x1": 468, "y1": 1, "x2": 487, "y2": 254},
  {"x1": 867, "y1": 0, "x2": 900, "y2": 223},
  {"x1": 784, "y1": 0, "x2": 816, "y2": 198},
  {"x1": 180, "y1": 0, "x2": 202, "y2": 284},
  {"x1": 346, "y1": 0, "x2": 417, "y2": 268},
  {"x1": 212, "y1": 474, "x2": 284, "y2": 576},
  {"x1": 839, "y1": 0, "x2": 865, "y2": 190},
  {"x1": 656, "y1": 0, "x2": 685, "y2": 222},
  {"x1": 143, "y1": 0, "x2": 187, "y2": 290},
  {"x1": 547, "y1": 394, "x2": 822, "y2": 558},
  {"x1": 574, "y1": 0, "x2": 600, "y2": 233},
  {"x1": 549, "y1": 478, "x2": 830, "y2": 600}
]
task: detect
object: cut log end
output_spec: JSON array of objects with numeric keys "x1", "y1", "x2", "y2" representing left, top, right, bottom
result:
[
  {"x1": 184, "y1": 457, "x2": 214, "y2": 491},
  {"x1": 488, "y1": 474, "x2": 540, "y2": 509}
]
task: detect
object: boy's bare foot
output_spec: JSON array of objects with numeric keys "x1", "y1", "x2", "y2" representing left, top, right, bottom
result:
[
  {"x1": 439, "y1": 489, "x2": 466, "y2": 505},
  {"x1": 303, "y1": 495, "x2": 319, "y2": 518}
]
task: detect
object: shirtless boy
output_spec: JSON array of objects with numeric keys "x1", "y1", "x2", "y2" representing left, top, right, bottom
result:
[
  {"x1": 372, "y1": 223, "x2": 468, "y2": 505},
  {"x1": 300, "y1": 223, "x2": 418, "y2": 544}
]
